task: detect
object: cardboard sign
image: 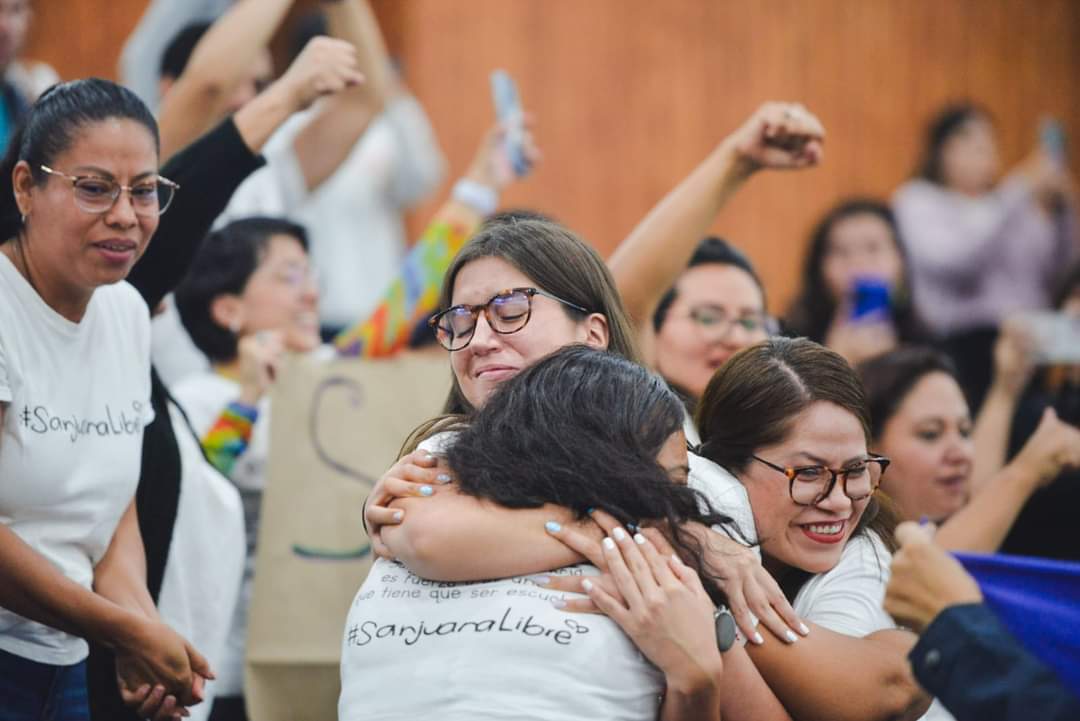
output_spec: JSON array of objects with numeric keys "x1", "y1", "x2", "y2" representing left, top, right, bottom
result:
[{"x1": 245, "y1": 352, "x2": 450, "y2": 720}]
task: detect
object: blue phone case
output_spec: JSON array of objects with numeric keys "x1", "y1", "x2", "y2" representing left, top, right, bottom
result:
[
  {"x1": 490, "y1": 70, "x2": 530, "y2": 177},
  {"x1": 851, "y1": 277, "x2": 892, "y2": 322}
]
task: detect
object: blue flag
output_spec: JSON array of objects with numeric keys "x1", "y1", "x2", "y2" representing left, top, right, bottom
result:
[{"x1": 956, "y1": 552, "x2": 1080, "y2": 691}]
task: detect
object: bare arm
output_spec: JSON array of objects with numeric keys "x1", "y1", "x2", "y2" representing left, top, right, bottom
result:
[
  {"x1": 92, "y1": 501, "x2": 158, "y2": 622},
  {"x1": 0, "y1": 406, "x2": 132, "y2": 643},
  {"x1": 970, "y1": 321, "x2": 1034, "y2": 492},
  {"x1": 291, "y1": 0, "x2": 391, "y2": 190},
  {"x1": 381, "y1": 489, "x2": 587, "y2": 581},
  {"x1": 748, "y1": 626, "x2": 928, "y2": 721},
  {"x1": 157, "y1": 0, "x2": 295, "y2": 160},
  {"x1": 609, "y1": 102, "x2": 824, "y2": 349}
]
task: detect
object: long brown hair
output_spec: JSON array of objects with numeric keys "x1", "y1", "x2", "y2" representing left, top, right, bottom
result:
[
  {"x1": 695, "y1": 337, "x2": 899, "y2": 566},
  {"x1": 401, "y1": 218, "x2": 641, "y2": 455}
]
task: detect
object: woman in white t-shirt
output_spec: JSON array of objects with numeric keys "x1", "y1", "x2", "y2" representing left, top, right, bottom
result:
[
  {"x1": 0, "y1": 79, "x2": 211, "y2": 720},
  {"x1": 412, "y1": 335, "x2": 932, "y2": 720},
  {"x1": 342, "y1": 346, "x2": 790, "y2": 720},
  {"x1": 683, "y1": 337, "x2": 930, "y2": 721}
]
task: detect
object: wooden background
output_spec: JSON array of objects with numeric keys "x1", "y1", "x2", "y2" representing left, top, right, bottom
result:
[{"x1": 25, "y1": 0, "x2": 1080, "y2": 312}]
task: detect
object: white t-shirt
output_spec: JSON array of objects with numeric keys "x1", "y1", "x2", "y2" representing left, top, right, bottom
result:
[
  {"x1": 172, "y1": 372, "x2": 268, "y2": 696},
  {"x1": 688, "y1": 452, "x2": 757, "y2": 549},
  {"x1": 688, "y1": 453, "x2": 952, "y2": 720},
  {"x1": 0, "y1": 254, "x2": 154, "y2": 664},
  {"x1": 290, "y1": 94, "x2": 446, "y2": 329},
  {"x1": 171, "y1": 345, "x2": 332, "y2": 695},
  {"x1": 339, "y1": 559, "x2": 664, "y2": 721},
  {"x1": 155, "y1": 402, "x2": 246, "y2": 720}
]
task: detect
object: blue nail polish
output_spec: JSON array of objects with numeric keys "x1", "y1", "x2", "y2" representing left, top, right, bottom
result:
[
  {"x1": 585, "y1": 507, "x2": 595, "y2": 514},
  {"x1": 419, "y1": 485, "x2": 434, "y2": 497},
  {"x1": 545, "y1": 521, "x2": 562, "y2": 533},
  {"x1": 626, "y1": 522, "x2": 639, "y2": 533}
]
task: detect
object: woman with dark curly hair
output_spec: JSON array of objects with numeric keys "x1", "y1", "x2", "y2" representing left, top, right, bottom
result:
[{"x1": 341, "y1": 346, "x2": 789, "y2": 721}]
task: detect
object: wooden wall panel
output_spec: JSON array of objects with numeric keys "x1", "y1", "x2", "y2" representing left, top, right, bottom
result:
[
  {"x1": 24, "y1": 0, "x2": 1080, "y2": 312},
  {"x1": 381, "y1": 0, "x2": 1080, "y2": 312},
  {"x1": 23, "y1": 0, "x2": 147, "y2": 81}
]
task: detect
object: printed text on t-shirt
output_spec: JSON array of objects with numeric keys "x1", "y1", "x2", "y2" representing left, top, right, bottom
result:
[{"x1": 19, "y1": 401, "x2": 146, "y2": 443}]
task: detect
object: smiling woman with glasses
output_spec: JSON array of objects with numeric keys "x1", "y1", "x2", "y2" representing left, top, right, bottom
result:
[
  {"x1": 690, "y1": 337, "x2": 931, "y2": 721},
  {"x1": 0, "y1": 78, "x2": 209, "y2": 721}
]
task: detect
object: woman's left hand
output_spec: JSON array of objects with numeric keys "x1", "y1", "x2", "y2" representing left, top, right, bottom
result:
[{"x1": 545, "y1": 515, "x2": 722, "y2": 686}]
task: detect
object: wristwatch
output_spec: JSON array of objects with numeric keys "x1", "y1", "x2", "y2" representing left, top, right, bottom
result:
[{"x1": 714, "y1": 606, "x2": 737, "y2": 652}]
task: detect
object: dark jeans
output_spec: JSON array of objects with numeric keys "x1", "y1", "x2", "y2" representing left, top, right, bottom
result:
[{"x1": 0, "y1": 648, "x2": 89, "y2": 721}]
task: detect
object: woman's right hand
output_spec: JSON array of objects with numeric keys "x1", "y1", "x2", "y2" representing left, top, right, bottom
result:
[
  {"x1": 726, "y1": 102, "x2": 825, "y2": 176},
  {"x1": 364, "y1": 449, "x2": 454, "y2": 558},
  {"x1": 114, "y1": 617, "x2": 213, "y2": 713},
  {"x1": 462, "y1": 116, "x2": 542, "y2": 192},
  {"x1": 236, "y1": 331, "x2": 284, "y2": 406},
  {"x1": 277, "y1": 35, "x2": 365, "y2": 112}
]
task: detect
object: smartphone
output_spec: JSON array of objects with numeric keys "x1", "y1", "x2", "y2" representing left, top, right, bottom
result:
[
  {"x1": 1040, "y1": 118, "x2": 1067, "y2": 166},
  {"x1": 1019, "y1": 311, "x2": 1080, "y2": 364},
  {"x1": 850, "y1": 277, "x2": 892, "y2": 322},
  {"x1": 490, "y1": 69, "x2": 530, "y2": 177}
]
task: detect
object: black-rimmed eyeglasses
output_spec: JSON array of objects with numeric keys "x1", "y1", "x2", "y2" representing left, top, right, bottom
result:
[{"x1": 428, "y1": 287, "x2": 590, "y2": 351}]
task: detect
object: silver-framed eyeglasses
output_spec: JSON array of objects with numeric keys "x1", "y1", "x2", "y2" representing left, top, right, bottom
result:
[
  {"x1": 429, "y1": 287, "x2": 590, "y2": 351},
  {"x1": 688, "y1": 304, "x2": 779, "y2": 338},
  {"x1": 752, "y1": 454, "x2": 890, "y2": 506},
  {"x1": 40, "y1": 165, "x2": 180, "y2": 216}
]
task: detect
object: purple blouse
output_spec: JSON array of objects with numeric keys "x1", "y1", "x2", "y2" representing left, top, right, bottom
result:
[{"x1": 893, "y1": 175, "x2": 1078, "y2": 335}]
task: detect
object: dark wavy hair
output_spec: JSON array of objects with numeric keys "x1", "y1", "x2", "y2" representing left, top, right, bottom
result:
[
  {"x1": 0, "y1": 78, "x2": 159, "y2": 243},
  {"x1": 444, "y1": 345, "x2": 733, "y2": 604},
  {"x1": 784, "y1": 198, "x2": 926, "y2": 344},
  {"x1": 917, "y1": 102, "x2": 991, "y2": 185},
  {"x1": 175, "y1": 216, "x2": 309, "y2": 363},
  {"x1": 857, "y1": 346, "x2": 960, "y2": 442}
]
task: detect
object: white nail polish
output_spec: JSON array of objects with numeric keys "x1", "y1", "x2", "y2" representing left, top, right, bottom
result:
[
  {"x1": 799, "y1": 623, "x2": 810, "y2": 636},
  {"x1": 602, "y1": 537, "x2": 616, "y2": 551},
  {"x1": 526, "y1": 575, "x2": 551, "y2": 586},
  {"x1": 550, "y1": 598, "x2": 566, "y2": 609},
  {"x1": 612, "y1": 527, "x2": 627, "y2": 542},
  {"x1": 392, "y1": 511, "x2": 403, "y2": 522},
  {"x1": 753, "y1": 632, "x2": 764, "y2": 645},
  {"x1": 582, "y1": 579, "x2": 595, "y2": 592},
  {"x1": 785, "y1": 630, "x2": 798, "y2": 644},
  {"x1": 633, "y1": 533, "x2": 646, "y2": 545}
]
